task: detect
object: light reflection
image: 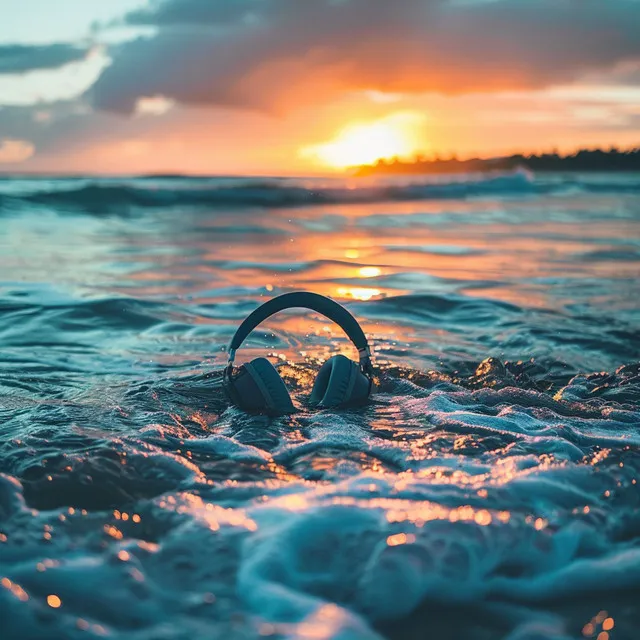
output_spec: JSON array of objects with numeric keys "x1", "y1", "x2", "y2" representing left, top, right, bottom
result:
[
  {"x1": 292, "y1": 602, "x2": 350, "y2": 640},
  {"x1": 158, "y1": 493, "x2": 258, "y2": 532},
  {"x1": 104, "y1": 525, "x2": 123, "y2": 540},
  {"x1": 47, "y1": 594, "x2": 62, "y2": 608},
  {"x1": 187, "y1": 411, "x2": 215, "y2": 432},
  {"x1": 36, "y1": 559, "x2": 59, "y2": 572},
  {"x1": 534, "y1": 517, "x2": 547, "y2": 530},
  {"x1": 34, "y1": 187, "x2": 640, "y2": 357},
  {"x1": 387, "y1": 532, "x2": 416, "y2": 546},
  {"x1": 582, "y1": 611, "x2": 616, "y2": 640},
  {"x1": 358, "y1": 266, "x2": 382, "y2": 278},
  {"x1": 101, "y1": 190, "x2": 595, "y2": 364},
  {"x1": 271, "y1": 494, "x2": 309, "y2": 511},
  {"x1": 130, "y1": 568, "x2": 144, "y2": 582},
  {"x1": 336, "y1": 286, "x2": 381, "y2": 301},
  {"x1": 1, "y1": 577, "x2": 29, "y2": 602},
  {"x1": 474, "y1": 510, "x2": 492, "y2": 526}
]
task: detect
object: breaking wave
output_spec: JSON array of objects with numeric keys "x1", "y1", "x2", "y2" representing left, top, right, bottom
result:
[{"x1": 2, "y1": 171, "x2": 640, "y2": 213}]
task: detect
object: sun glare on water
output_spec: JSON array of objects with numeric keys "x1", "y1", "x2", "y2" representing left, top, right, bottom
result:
[{"x1": 301, "y1": 112, "x2": 426, "y2": 169}]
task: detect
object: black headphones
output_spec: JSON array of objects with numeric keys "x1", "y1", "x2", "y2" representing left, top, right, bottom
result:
[{"x1": 223, "y1": 292, "x2": 374, "y2": 415}]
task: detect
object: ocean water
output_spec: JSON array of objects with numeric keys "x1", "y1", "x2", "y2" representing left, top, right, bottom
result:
[{"x1": 0, "y1": 171, "x2": 639, "y2": 640}]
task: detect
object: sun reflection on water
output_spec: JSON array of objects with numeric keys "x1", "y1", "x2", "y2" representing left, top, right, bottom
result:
[
  {"x1": 336, "y1": 286, "x2": 382, "y2": 301},
  {"x1": 358, "y1": 266, "x2": 382, "y2": 278}
]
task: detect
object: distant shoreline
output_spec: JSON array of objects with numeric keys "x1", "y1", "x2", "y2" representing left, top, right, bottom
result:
[
  {"x1": 1, "y1": 146, "x2": 639, "y2": 179},
  {"x1": 352, "y1": 147, "x2": 640, "y2": 176}
]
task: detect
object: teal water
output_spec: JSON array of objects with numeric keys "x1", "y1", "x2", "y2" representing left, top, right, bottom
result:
[{"x1": 0, "y1": 172, "x2": 639, "y2": 639}]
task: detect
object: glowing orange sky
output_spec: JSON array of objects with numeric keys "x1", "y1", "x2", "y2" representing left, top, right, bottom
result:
[
  {"x1": 1, "y1": 0, "x2": 639, "y2": 175},
  {"x1": 4, "y1": 85, "x2": 639, "y2": 176}
]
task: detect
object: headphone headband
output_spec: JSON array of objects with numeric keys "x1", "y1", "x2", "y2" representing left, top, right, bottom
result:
[{"x1": 226, "y1": 292, "x2": 372, "y2": 373}]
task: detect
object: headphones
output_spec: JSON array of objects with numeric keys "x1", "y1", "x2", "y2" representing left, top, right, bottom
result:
[{"x1": 223, "y1": 292, "x2": 374, "y2": 415}]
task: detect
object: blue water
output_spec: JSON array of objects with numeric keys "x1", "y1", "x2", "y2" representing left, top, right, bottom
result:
[{"x1": 0, "y1": 171, "x2": 639, "y2": 639}]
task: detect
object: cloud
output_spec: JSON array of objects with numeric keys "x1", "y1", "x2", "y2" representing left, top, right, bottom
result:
[
  {"x1": 124, "y1": 0, "x2": 257, "y2": 26},
  {"x1": 0, "y1": 138, "x2": 34, "y2": 163},
  {"x1": 135, "y1": 95, "x2": 176, "y2": 115},
  {"x1": 89, "y1": 0, "x2": 640, "y2": 113},
  {"x1": 0, "y1": 44, "x2": 90, "y2": 74}
]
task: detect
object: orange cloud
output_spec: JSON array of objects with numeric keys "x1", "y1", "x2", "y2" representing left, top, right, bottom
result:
[
  {"x1": 0, "y1": 138, "x2": 34, "y2": 163},
  {"x1": 90, "y1": 0, "x2": 640, "y2": 113}
]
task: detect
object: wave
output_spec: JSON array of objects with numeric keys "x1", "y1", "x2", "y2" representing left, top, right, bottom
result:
[
  {"x1": 1, "y1": 359, "x2": 639, "y2": 639},
  {"x1": 2, "y1": 172, "x2": 639, "y2": 212}
]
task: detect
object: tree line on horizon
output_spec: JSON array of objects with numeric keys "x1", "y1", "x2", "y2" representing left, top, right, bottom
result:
[{"x1": 352, "y1": 146, "x2": 640, "y2": 175}]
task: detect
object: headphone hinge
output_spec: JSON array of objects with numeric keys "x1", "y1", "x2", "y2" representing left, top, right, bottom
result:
[{"x1": 358, "y1": 346, "x2": 374, "y2": 377}]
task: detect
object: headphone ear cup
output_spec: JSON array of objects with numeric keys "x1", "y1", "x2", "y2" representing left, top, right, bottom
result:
[
  {"x1": 230, "y1": 357, "x2": 294, "y2": 415},
  {"x1": 310, "y1": 354, "x2": 371, "y2": 408}
]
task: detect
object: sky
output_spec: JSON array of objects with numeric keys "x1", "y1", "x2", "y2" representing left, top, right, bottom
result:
[{"x1": 0, "y1": 0, "x2": 639, "y2": 175}]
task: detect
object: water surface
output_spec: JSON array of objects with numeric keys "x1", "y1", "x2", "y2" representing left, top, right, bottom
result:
[{"x1": 1, "y1": 172, "x2": 639, "y2": 639}]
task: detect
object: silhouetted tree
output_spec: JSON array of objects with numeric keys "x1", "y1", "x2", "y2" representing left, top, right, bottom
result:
[{"x1": 352, "y1": 146, "x2": 640, "y2": 176}]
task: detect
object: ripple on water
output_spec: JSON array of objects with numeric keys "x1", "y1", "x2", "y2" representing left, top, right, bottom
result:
[
  {"x1": 0, "y1": 358, "x2": 639, "y2": 639},
  {"x1": 1, "y1": 174, "x2": 640, "y2": 639}
]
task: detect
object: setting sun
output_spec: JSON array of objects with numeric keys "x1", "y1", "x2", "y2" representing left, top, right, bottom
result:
[{"x1": 301, "y1": 112, "x2": 426, "y2": 169}]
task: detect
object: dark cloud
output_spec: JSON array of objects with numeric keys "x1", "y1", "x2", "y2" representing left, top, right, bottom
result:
[
  {"x1": 89, "y1": 0, "x2": 640, "y2": 113},
  {"x1": 125, "y1": 0, "x2": 259, "y2": 26},
  {"x1": 0, "y1": 44, "x2": 90, "y2": 74}
]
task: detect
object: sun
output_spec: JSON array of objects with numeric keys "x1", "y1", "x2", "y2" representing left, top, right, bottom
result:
[
  {"x1": 311, "y1": 121, "x2": 407, "y2": 168},
  {"x1": 301, "y1": 111, "x2": 426, "y2": 170}
]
